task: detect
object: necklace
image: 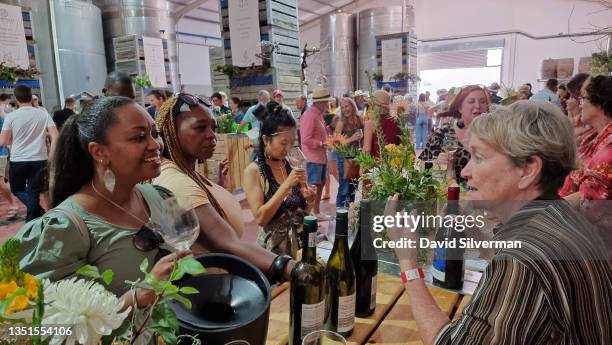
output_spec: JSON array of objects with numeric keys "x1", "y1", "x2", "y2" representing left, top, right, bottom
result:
[
  {"x1": 90, "y1": 181, "x2": 151, "y2": 226},
  {"x1": 267, "y1": 159, "x2": 287, "y2": 182}
]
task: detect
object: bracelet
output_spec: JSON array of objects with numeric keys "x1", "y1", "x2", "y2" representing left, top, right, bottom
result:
[{"x1": 267, "y1": 255, "x2": 292, "y2": 284}]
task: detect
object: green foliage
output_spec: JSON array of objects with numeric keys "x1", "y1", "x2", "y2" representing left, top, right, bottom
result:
[
  {"x1": 76, "y1": 265, "x2": 114, "y2": 285},
  {"x1": 0, "y1": 239, "x2": 22, "y2": 284},
  {"x1": 213, "y1": 109, "x2": 235, "y2": 134},
  {"x1": 134, "y1": 74, "x2": 153, "y2": 89},
  {"x1": 591, "y1": 51, "x2": 612, "y2": 76},
  {"x1": 0, "y1": 62, "x2": 38, "y2": 83},
  {"x1": 216, "y1": 64, "x2": 241, "y2": 78}
]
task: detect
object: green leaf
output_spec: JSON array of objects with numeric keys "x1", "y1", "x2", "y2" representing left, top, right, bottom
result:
[
  {"x1": 76, "y1": 264, "x2": 101, "y2": 280},
  {"x1": 166, "y1": 293, "x2": 192, "y2": 310},
  {"x1": 0, "y1": 288, "x2": 27, "y2": 315},
  {"x1": 172, "y1": 257, "x2": 206, "y2": 281},
  {"x1": 179, "y1": 286, "x2": 199, "y2": 295},
  {"x1": 101, "y1": 269, "x2": 114, "y2": 285},
  {"x1": 152, "y1": 301, "x2": 179, "y2": 330},
  {"x1": 139, "y1": 258, "x2": 149, "y2": 273}
]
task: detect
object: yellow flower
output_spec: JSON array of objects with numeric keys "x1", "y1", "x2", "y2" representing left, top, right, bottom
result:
[
  {"x1": 23, "y1": 274, "x2": 39, "y2": 300},
  {"x1": 385, "y1": 144, "x2": 398, "y2": 153},
  {"x1": 0, "y1": 281, "x2": 30, "y2": 314},
  {"x1": 391, "y1": 157, "x2": 403, "y2": 169},
  {"x1": 0, "y1": 280, "x2": 19, "y2": 299}
]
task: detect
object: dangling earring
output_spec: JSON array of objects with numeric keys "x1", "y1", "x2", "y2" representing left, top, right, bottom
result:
[{"x1": 100, "y1": 160, "x2": 116, "y2": 193}]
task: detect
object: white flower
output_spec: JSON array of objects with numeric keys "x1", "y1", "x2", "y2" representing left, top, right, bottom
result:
[{"x1": 42, "y1": 277, "x2": 130, "y2": 345}]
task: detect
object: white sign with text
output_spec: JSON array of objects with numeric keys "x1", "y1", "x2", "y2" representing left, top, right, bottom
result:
[
  {"x1": 228, "y1": 0, "x2": 261, "y2": 67},
  {"x1": 0, "y1": 3, "x2": 29, "y2": 69},
  {"x1": 142, "y1": 37, "x2": 167, "y2": 87},
  {"x1": 381, "y1": 38, "x2": 403, "y2": 81}
]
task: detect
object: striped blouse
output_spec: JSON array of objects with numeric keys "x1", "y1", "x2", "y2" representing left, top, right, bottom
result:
[{"x1": 435, "y1": 201, "x2": 612, "y2": 344}]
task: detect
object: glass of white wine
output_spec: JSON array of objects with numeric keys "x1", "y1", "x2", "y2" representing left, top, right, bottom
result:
[
  {"x1": 158, "y1": 197, "x2": 200, "y2": 251},
  {"x1": 302, "y1": 330, "x2": 347, "y2": 345}
]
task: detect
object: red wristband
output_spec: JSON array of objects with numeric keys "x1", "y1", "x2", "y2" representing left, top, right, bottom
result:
[{"x1": 401, "y1": 268, "x2": 425, "y2": 283}]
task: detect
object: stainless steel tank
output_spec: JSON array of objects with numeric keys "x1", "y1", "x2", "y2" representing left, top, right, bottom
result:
[
  {"x1": 319, "y1": 12, "x2": 356, "y2": 98},
  {"x1": 93, "y1": 0, "x2": 180, "y2": 91},
  {"x1": 53, "y1": 0, "x2": 107, "y2": 98},
  {"x1": 357, "y1": 7, "x2": 410, "y2": 91}
]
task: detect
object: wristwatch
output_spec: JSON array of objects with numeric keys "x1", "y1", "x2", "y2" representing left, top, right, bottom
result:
[{"x1": 401, "y1": 268, "x2": 425, "y2": 283}]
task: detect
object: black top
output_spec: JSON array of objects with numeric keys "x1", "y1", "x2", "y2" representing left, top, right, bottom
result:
[{"x1": 52, "y1": 108, "x2": 75, "y2": 129}]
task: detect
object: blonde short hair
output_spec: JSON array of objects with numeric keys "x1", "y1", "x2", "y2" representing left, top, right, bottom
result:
[{"x1": 468, "y1": 100, "x2": 576, "y2": 197}]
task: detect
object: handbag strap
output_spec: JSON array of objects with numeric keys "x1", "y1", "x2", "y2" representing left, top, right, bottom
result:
[{"x1": 46, "y1": 206, "x2": 91, "y2": 249}]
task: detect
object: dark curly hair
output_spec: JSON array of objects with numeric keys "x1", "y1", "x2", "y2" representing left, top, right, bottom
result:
[{"x1": 583, "y1": 75, "x2": 612, "y2": 118}]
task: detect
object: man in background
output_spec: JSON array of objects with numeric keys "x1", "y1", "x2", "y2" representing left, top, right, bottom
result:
[
  {"x1": 52, "y1": 97, "x2": 76, "y2": 130},
  {"x1": 488, "y1": 82, "x2": 503, "y2": 104},
  {"x1": 211, "y1": 92, "x2": 231, "y2": 114},
  {"x1": 530, "y1": 78, "x2": 561, "y2": 108},
  {"x1": 103, "y1": 71, "x2": 136, "y2": 99},
  {"x1": 301, "y1": 87, "x2": 332, "y2": 217},
  {"x1": 146, "y1": 90, "x2": 166, "y2": 119},
  {"x1": 0, "y1": 94, "x2": 13, "y2": 115},
  {"x1": 0, "y1": 85, "x2": 58, "y2": 221}
]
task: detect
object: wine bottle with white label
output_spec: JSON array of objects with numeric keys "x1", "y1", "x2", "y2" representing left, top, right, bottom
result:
[
  {"x1": 325, "y1": 209, "x2": 356, "y2": 337},
  {"x1": 351, "y1": 200, "x2": 378, "y2": 317},
  {"x1": 290, "y1": 216, "x2": 326, "y2": 345},
  {"x1": 432, "y1": 185, "x2": 465, "y2": 290}
]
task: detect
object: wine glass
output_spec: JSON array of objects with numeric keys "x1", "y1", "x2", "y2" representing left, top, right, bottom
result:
[
  {"x1": 302, "y1": 330, "x2": 347, "y2": 345},
  {"x1": 287, "y1": 147, "x2": 308, "y2": 170},
  {"x1": 158, "y1": 197, "x2": 200, "y2": 251}
]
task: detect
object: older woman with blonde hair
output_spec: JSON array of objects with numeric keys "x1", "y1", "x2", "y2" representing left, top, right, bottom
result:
[{"x1": 388, "y1": 101, "x2": 611, "y2": 345}]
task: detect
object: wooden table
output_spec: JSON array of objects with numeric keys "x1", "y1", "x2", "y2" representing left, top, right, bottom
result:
[{"x1": 266, "y1": 274, "x2": 466, "y2": 345}]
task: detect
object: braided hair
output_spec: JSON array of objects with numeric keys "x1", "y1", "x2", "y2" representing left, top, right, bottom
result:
[
  {"x1": 156, "y1": 96, "x2": 227, "y2": 220},
  {"x1": 256, "y1": 102, "x2": 298, "y2": 204}
]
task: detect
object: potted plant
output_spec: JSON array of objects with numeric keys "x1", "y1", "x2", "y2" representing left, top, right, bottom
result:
[
  {"x1": 591, "y1": 51, "x2": 612, "y2": 76},
  {"x1": 0, "y1": 62, "x2": 39, "y2": 83}
]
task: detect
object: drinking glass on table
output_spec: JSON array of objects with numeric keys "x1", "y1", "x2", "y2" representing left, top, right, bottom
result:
[
  {"x1": 441, "y1": 131, "x2": 459, "y2": 177},
  {"x1": 158, "y1": 197, "x2": 200, "y2": 251},
  {"x1": 302, "y1": 330, "x2": 347, "y2": 345}
]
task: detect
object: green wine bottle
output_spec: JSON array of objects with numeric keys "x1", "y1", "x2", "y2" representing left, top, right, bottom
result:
[
  {"x1": 289, "y1": 217, "x2": 326, "y2": 345},
  {"x1": 351, "y1": 200, "x2": 378, "y2": 317},
  {"x1": 325, "y1": 209, "x2": 356, "y2": 337}
]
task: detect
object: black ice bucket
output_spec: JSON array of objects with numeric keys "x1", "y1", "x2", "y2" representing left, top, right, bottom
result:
[{"x1": 170, "y1": 253, "x2": 271, "y2": 345}]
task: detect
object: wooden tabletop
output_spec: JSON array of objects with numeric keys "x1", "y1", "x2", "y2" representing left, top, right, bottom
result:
[{"x1": 265, "y1": 274, "x2": 463, "y2": 345}]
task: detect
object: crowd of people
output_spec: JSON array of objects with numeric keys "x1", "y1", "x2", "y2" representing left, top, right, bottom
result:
[{"x1": 0, "y1": 67, "x2": 610, "y2": 344}]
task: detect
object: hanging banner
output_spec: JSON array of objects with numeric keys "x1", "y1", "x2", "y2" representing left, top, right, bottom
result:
[
  {"x1": 0, "y1": 3, "x2": 29, "y2": 69},
  {"x1": 381, "y1": 38, "x2": 403, "y2": 81},
  {"x1": 228, "y1": 0, "x2": 261, "y2": 67},
  {"x1": 142, "y1": 37, "x2": 167, "y2": 88}
]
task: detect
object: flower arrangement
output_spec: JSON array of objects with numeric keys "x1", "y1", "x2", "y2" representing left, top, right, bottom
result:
[
  {"x1": 0, "y1": 239, "x2": 206, "y2": 345},
  {"x1": 327, "y1": 95, "x2": 439, "y2": 202},
  {"x1": 134, "y1": 75, "x2": 153, "y2": 89}
]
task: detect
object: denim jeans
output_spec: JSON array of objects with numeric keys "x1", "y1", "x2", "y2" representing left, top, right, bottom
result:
[
  {"x1": 415, "y1": 113, "x2": 431, "y2": 149},
  {"x1": 9, "y1": 160, "x2": 47, "y2": 221},
  {"x1": 336, "y1": 157, "x2": 357, "y2": 208}
]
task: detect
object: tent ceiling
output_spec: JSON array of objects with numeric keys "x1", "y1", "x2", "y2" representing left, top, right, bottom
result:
[{"x1": 168, "y1": 0, "x2": 359, "y2": 26}]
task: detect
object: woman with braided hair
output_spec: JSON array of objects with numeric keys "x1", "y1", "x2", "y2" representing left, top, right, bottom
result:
[
  {"x1": 243, "y1": 102, "x2": 316, "y2": 257},
  {"x1": 153, "y1": 93, "x2": 297, "y2": 283}
]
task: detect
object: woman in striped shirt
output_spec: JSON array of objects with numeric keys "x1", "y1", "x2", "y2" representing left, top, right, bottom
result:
[{"x1": 389, "y1": 101, "x2": 611, "y2": 344}]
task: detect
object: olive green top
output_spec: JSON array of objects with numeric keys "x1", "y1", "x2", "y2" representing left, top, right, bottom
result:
[{"x1": 17, "y1": 184, "x2": 166, "y2": 296}]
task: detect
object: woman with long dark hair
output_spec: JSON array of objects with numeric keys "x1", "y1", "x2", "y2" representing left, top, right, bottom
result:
[
  {"x1": 243, "y1": 102, "x2": 316, "y2": 257},
  {"x1": 17, "y1": 96, "x2": 189, "y2": 308}
]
